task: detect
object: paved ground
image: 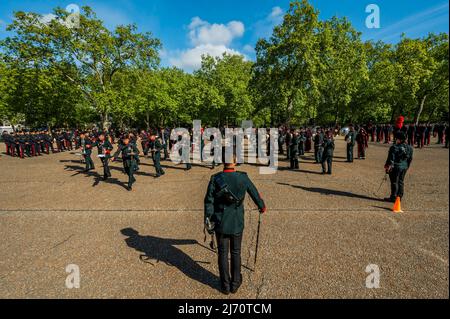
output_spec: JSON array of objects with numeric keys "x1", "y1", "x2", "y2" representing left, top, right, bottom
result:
[{"x1": 0, "y1": 137, "x2": 448, "y2": 299}]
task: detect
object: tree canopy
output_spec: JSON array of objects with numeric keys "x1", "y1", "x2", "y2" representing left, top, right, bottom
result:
[{"x1": 0, "y1": 1, "x2": 448, "y2": 129}]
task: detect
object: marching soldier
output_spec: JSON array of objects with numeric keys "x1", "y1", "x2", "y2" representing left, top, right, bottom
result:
[
  {"x1": 345, "y1": 125, "x2": 356, "y2": 163},
  {"x1": 149, "y1": 135, "x2": 165, "y2": 178},
  {"x1": 113, "y1": 135, "x2": 140, "y2": 191},
  {"x1": 384, "y1": 132, "x2": 413, "y2": 203},
  {"x1": 204, "y1": 156, "x2": 266, "y2": 295},
  {"x1": 80, "y1": 132, "x2": 95, "y2": 172},
  {"x1": 321, "y1": 131, "x2": 335, "y2": 175},
  {"x1": 94, "y1": 133, "x2": 113, "y2": 180}
]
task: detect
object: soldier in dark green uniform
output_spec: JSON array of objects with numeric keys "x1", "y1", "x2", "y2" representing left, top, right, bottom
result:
[
  {"x1": 289, "y1": 131, "x2": 300, "y2": 170},
  {"x1": 204, "y1": 157, "x2": 266, "y2": 295},
  {"x1": 149, "y1": 135, "x2": 165, "y2": 178},
  {"x1": 314, "y1": 128, "x2": 324, "y2": 164},
  {"x1": 93, "y1": 133, "x2": 113, "y2": 180},
  {"x1": 384, "y1": 132, "x2": 414, "y2": 203},
  {"x1": 113, "y1": 135, "x2": 140, "y2": 191},
  {"x1": 345, "y1": 125, "x2": 356, "y2": 163},
  {"x1": 321, "y1": 131, "x2": 335, "y2": 175},
  {"x1": 80, "y1": 132, "x2": 95, "y2": 172}
]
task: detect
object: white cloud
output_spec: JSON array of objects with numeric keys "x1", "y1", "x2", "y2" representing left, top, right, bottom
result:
[
  {"x1": 170, "y1": 17, "x2": 246, "y2": 71},
  {"x1": 252, "y1": 6, "x2": 284, "y2": 40},
  {"x1": 170, "y1": 44, "x2": 243, "y2": 71},
  {"x1": 269, "y1": 7, "x2": 283, "y2": 21},
  {"x1": 188, "y1": 17, "x2": 244, "y2": 46},
  {"x1": 243, "y1": 44, "x2": 255, "y2": 53},
  {"x1": 38, "y1": 13, "x2": 57, "y2": 25}
]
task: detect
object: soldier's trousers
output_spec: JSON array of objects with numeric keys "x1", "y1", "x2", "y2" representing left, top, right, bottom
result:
[
  {"x1": 346, "y1": 144, "x2": 354, "y2": 162},
  {"x1": 163, "y1": 144, "x2": 169, "y2": 160},
  {"x1": 216, "y1": 232, "x2": 243, "y2": 291},
  {"x1": 83, "y1": 154, "x2": 95, "y2": 170},
  {"x1": 389, "y1": 167, "x2": 407, "y2": 200},
  {"x1": 290, "y1": 154, "x2": 299, "y2": 169},
  {"x1": 299, "y1": 144, "x2": 305, "y2": 156},
  {"x1": 124, "y1": 160, "x2": 137, "y2": 188},
  {"x1": 278, "y1": 142, "x2": 284, "y2": 155},
  {"x1": 152, "y1": 152, "x2": 165, "y2": 176},
  {"x1": 357, "y1": 143, "x2": 366, "y2": 158},
  {"x1": 314, "y1": 147, "x2": 323, "y2": 163},
  {"x1": 321, "y1": 156, "x2": 333, "y2": 174},
  {"x1": 101, "y1": 158, "x2": 111, "y2": 178}
]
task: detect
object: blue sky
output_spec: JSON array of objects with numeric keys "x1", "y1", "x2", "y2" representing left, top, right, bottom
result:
[{"x1": 0, "y1": 0, "x2": 448, "y2": 71}]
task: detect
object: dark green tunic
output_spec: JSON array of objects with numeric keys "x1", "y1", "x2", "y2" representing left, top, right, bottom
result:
[{"x1": 204, "y1": 171, "x2": 266, "y2": 235}]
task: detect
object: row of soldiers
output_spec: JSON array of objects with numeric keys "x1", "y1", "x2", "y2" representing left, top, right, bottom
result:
[
  {"x1": 78, "y1": 130, "x2": 167, "y2": 191},
  {"x1": 365, "y1": 123, "x2": 449, "y2": 148},
  {"x1": 1, "y1": 129, "x2": 92, "y2": 158}
]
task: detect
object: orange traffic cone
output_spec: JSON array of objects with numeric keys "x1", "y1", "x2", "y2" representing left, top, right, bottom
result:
[{"x1": 392, "y1": 197, "x2": 403, "y2": 213}]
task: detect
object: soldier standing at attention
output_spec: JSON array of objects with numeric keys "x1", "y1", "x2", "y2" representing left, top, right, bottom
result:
[
  {"x1": 289, "y1": 131, "x2": 300, "y2": 170},
  {"x1": 94, "y1": 133, "x2": 113, "y2": 180},
  {"x1": 113, "y1": 135, "x2": 140, "y2": 191},
  {"x1": 321, "y1": 131, "x2": 335, "y2": 175},
  {"x1": 345, "y1": 125, "x2": 356, "y2": 163},
  {"x1": 384, "y1": 132, "x2": 414, "y2": 203},
  {"x1": 80, "y1": 132, "x2": 95, "y2": 172},
  {"x1": 204, "y1": 156, "x2": 266, "y2": 295},
  {"x1": 149, "y1": 135, "x2": 165, "y2": 178},
  {"x1": 356, "y1": 127, "x2": 368, "y2": 160},
  {"x1": 313, "y1": 128, "x2": 324, "y2": 164}
]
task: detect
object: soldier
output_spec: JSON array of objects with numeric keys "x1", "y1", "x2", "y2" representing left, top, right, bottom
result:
[
  {"x1": 416, "y1": 124, "x2": 425, "y2": 149},
  {"x1": 424, "y1": 124, "x2": 432, "y2": 146},
  {"x1": 407, "y1": 124, "x2": 416, "y2": 146},
  {"x1": 298, "y1": 129, "x2": 306, "y2": 156},
  {"x1": 140, "y1": 130, "x2": 150, "y2": 156},
  {"x1": 321, "y1": 131, "x2": 335, "y2": 175},
  {"x1": 383, "y1": 124, "x2": 392, "y2": 144},
  {"x1": 113, "y1": 135, "x2": 140, "y2": 191},
  {"x1": 149, "y1": 135, "x2": 165, "y2": 178},
  {"x1": 313, "y1": 128, "x2": 324, "y2": 164},
  {"x1": 278, "y1": 129, "x2": 285, "y2": 155},
  {"x1": 384, "y1": 132, "x2": 413, "y2": 203},
  {"x1": 80, "y1": 132, "x2": 95, "y2": 172},
  {"x1": 161, "y1": 128, "x2": 170, "y2": 160},
  {"x1": 204, "y1": 156, "x2": 266, "y2": 295},
  {"x1": 289, "y1": 131, "x2": 300, "y2": 170},
  {"x1": 93, "y1": 133, "x2": 113, "y2": 180},
  {"x1": 2, "y1": 131, "x2": 12, "y2": 156},
  {"x1": 345, "y1": 125, "x2": 356, "y2": 163},
  {"x1": 356, "y1": 127, "x2": 368, "y2": 160},
  {"x1": 285, "y1": 129, "x2": 292, "y2": 160},
  {"x1": 43, "y1": 131, "x2": 54, "y2": 154}
]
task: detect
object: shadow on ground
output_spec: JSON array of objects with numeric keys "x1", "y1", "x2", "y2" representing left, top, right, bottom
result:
[{"x1": 121, "y1": 228, "x2": 219, "y2": 291}]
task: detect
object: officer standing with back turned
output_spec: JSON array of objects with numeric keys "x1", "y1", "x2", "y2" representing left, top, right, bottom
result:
[
  {"x1": 384, "y1": 132, "x2": 413, "y2": 203},
  {"x1": 204, "y1": 156, "x2": 266, "y2": 295}
]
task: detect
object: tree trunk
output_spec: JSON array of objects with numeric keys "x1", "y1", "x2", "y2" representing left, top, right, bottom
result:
[
  {"x1": 146, "y1": 111, "x2": 150, "y2": 131},
  {"x1": 414, "y1": 95, "x2": 427, "y2": 125}
]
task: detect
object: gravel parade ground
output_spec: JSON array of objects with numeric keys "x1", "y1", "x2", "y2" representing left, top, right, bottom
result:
[{"x1": 0, "y1": 137, "x2": 448, "y2": 299}]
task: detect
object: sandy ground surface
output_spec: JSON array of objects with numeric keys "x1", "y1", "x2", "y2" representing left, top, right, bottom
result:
[{"x1": 0, "y1": 137, "x2": 448, "y2": 299}]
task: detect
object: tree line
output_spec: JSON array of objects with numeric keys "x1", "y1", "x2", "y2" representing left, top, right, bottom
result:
[{"x1": 0, "y1": 0, "x2": 448, "y2": 130}]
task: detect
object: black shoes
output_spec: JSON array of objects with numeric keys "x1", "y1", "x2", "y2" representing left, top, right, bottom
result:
[{"x1": 384, "y1": 197, "x2": 395, "y2": 203}]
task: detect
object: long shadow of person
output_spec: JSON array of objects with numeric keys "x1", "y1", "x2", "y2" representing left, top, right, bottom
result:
[
  {"x1": 278, "y1": 183, "x2": 385, "y2": 202},
  {"x1": 121, "y1": 228, "x2": 219, "y2": 291},
  {"x1": 64, "y1": 164, "x2": 129, "y2": 190}
]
